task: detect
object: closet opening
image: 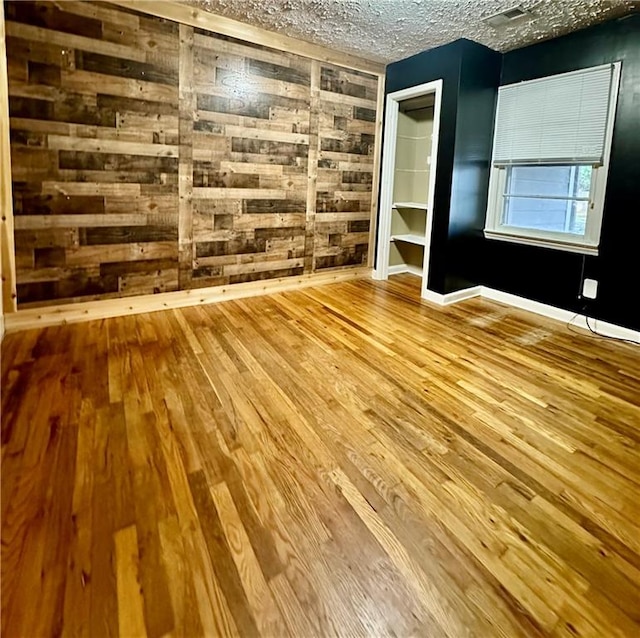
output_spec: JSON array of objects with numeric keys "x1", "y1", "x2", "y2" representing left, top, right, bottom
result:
[{"x1": 375, "y1": 80, "x2": 442, "y2": 299}]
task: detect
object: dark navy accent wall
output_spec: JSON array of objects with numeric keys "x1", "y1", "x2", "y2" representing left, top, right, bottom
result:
[
  {"x1": 483, "y1": 14, "x2": 640, "y2": 331},
  {"x1": 385, "y1": 41, "x2": 462, "y2": 294},
  {"x1": 446, "y1": 41, "x2": 501, "y2": 293},
  {"x1": 384, "y1": 39, "x2": 501, "y2": 294}
]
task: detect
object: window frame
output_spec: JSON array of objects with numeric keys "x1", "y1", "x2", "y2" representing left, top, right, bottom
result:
[{"x1": 484, "y1": 62, "x2": 621, "y2": 256}]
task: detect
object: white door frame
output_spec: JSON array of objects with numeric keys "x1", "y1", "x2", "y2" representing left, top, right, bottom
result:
[{"x1": 374, "y1": 79, "x2": 443, "y2": 299}]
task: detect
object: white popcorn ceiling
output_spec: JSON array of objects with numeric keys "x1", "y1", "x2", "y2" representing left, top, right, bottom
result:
[{"x1": 184, "y1": 0, "x2": 638, "y2": 64}]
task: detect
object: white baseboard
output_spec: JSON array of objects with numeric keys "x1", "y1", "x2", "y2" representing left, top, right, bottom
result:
[
  {"x1": 423, "y1": 285, "x2": 483, "y2": 306},
  {"x1": 481, "y1": 287, "x2": 640, "y2": 343},
  {"x1": 565, "y1": 315, "x2": 640, "y2": 342},
  {"x1": 420, "y1": 283, "x2": 639, "y2": 342},
  {"x1": 481, "y1": 288, "x2": 570, "y2": 321},
  {"x1": 421, "y1": 289, "x2": 444, "y2": 304},
  {"x1": 388, "y1": 264, "x2": 422, "y2": 277}
]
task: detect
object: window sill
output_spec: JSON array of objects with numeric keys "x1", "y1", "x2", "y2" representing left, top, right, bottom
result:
[{"x1": 483, "y1": 229, "x2": 599, "y2": 256}]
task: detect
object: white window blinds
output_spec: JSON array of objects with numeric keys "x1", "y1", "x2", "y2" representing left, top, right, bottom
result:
[{"x1": 492, "y1": 64, "x2": 615, "y2": 166}]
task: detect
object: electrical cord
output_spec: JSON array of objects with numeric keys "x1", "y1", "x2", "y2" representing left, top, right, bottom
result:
[
  {"x1": 578, "y1": 254, "x2": 587, "y2": 298},
  {"x1": 570, "y1": 255, "x2": 639, "y2": 345},
  {"x1": 566, "y1": 304, "x2": 640, "y2": 346}
]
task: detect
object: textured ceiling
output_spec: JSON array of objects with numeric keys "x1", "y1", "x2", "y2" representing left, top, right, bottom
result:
[{"x1": 184, "y1": 0, "x2": 638, "y2": 64}]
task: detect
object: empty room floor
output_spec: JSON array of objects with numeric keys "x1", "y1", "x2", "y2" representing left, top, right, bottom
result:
[{"x1": 2, "y1": 274, "x2": 639, "y2": 637}]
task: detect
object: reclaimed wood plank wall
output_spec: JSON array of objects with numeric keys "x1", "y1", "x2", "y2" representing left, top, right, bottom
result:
[
  {"x1": 4, "y1": 0, "x2": 379, "y2": 308},
  {"x1": 317, "y1": 65, "x2": 377, "y2": 270}
]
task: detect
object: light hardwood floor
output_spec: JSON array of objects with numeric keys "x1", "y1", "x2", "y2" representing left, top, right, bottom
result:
[{"x1": 2, "y1": 274, "x2": 639, "y2": 637}]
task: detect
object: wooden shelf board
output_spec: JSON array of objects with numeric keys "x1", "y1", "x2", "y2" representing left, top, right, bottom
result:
[
  {"x1": 392, "y1": 202, "x2": 428, "y2": 210},
  {"x1": 391, "y1": 233, "x2": 426, "y2": 246},
  {"x1": 396, "y1": 135, "x2": 431, "y2": 140}
]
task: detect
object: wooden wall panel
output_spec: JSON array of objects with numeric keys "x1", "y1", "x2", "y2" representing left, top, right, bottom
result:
[
  {"x1": 6, "y1": 1, "x2": 179, "y2": 306},
  {"x1": 315, "y1": 64, "x2": 377, "y2": 269},
  {"x1": 4, "y1": 1, "x2": 380, "y2": 308},
  {"x1": 188, "y1": 30, "x2": 311, "y2": 287}
]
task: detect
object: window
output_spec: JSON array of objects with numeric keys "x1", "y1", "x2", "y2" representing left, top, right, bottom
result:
[
  {"x1": 485, "y1": 63, "x2": 621, "y2": 255},
  {"x1": 503, "y1": 165, "x2": 591, "y2": 234}
]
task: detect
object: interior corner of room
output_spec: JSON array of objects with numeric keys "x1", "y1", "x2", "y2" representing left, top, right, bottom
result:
[
  {"x1": 375, "y1": 16, "x2": 639, "y2": 337},
  {"x1": 0, "y1": 2, "x2": 639, "y2": 338},
  {"x1": 1, "y1": 3, "x2": 640, "y2": 637}
]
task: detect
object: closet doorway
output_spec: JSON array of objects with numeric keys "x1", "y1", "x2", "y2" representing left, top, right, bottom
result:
[{"x1": 374, "y1": 80, "x2": 442, "y2": 299}]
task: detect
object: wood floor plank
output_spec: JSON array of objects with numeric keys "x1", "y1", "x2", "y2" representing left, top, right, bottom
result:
[
  {"x1": 62, "y1": 398, "x2": 96, "y2": 638},
  {"x1": 114, "y1": 524, "x2": 147, "y2": 638},
  {"x1": 211, "y1": 481, "x2": 289, "y2": 637},
  {"x1": 2, "y1": 273, "x2": 639, "y2": 637},
  {"x1": 188, "y1": 470, "x2": 261, "y2": 638}
]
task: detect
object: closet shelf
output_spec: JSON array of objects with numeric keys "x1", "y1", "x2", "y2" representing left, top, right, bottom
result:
[
  {"x1": 391, "y1": 233, "x2": 426, "y2": 246},
  {"x1": 392, "y1": 202, "x2": 428, "y2": 210}
]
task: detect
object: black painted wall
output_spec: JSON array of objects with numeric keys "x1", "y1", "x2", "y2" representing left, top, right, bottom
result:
[
  {"x1": 385, "y1": 39, "x2": 501, "y2": 295},
  {"x1": 483, "y1": 14, "x2": 640, "y2": 331},
  {"x1": 447, "y1": 41, "x2": 501, "y2": 294}
]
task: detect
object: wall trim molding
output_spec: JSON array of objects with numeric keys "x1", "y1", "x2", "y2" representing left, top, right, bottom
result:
[
  {"x1": 3, "y1": 268, "x2": 371, "y2": 333},
  {"x1": 375, "y1": 78, "x2": 443, "y2": 298},
  {"x1": 367, "y1": 73, "x2": 386, "y2": 269},
  {"x1": 1, "y1": 2, "x2": 17, "y2": 315}
]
